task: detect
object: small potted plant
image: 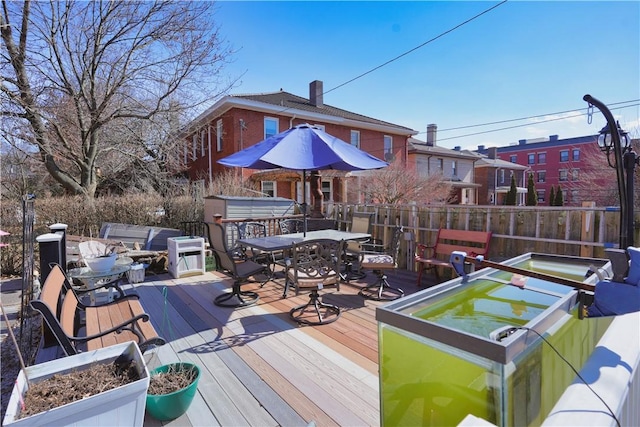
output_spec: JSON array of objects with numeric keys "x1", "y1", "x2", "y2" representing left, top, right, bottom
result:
[{"x1": 145, "y1": 362, "x2": 200, "y2": 421}]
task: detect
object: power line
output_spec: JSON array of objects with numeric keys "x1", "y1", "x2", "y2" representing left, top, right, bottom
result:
[
  {"x1": 434, "y1": 103, "x2": 640, "y2": 143},
  {"x1": 323, "y1": 0, "x2": 509, "y2": 95},
  {"x1": 438, "y1": 99, "x2": 640, "y2": 132}
]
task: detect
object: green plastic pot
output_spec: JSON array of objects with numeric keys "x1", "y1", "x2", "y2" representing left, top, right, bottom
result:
[{"x1": 146, "y1": 362, "x2": 200, "y2": 421}]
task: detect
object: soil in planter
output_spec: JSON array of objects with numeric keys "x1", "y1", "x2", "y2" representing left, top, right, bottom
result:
[
  {"x1": 18, "y1": 359, "x2": 140, "y2": 419},
  {"x1": 148, "y1": 366, "x2": 197, "y2": 395}
]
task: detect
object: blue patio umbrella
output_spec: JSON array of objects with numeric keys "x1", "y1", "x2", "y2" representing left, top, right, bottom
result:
[{"x1": 218, "y1": 124, "x2": 388, "y2": 235}]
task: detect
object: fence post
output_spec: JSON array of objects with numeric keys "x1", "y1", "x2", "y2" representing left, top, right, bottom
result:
[
  {"x1": 49, "y1": 223, "x2": 68, "y2": 271},
  {"x1": 581, "y1": 202, "x2": 596, "y2": 257}
]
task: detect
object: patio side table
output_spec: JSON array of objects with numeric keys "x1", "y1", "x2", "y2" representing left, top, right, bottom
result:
[{"x1": 168, "y1": 236, "x2": 205, "y2": 279}]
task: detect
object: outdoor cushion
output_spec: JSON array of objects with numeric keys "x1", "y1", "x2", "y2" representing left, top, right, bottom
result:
[
  {"x1": 626, "y1": 246, "x2": 640, "y2": 286},
  {"x1": 588, "y1": 280, "x2": 640, "y2": 317}
]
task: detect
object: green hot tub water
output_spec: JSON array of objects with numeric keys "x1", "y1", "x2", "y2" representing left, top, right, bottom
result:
[{"x1": 379, "y1": 255, "x2": 612, "y2": 426}]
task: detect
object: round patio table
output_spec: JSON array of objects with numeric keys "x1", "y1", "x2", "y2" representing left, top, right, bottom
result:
[{"x1": 68, "y1": 257, "x2": 133, "y2": 303}]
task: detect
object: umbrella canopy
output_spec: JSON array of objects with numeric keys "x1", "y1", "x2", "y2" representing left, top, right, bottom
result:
[
  {"x1": 218, "y1": 124, "x2": 388, "y2": 234},
  {"x1": 218, "y1": 123, "x2": 388, "y2": 171}
]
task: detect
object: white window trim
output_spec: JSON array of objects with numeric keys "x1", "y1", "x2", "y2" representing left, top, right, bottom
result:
[
  {"x1": 216, "y1": 119, "x2": 223, "y2": 152},
  {"x1": 261, "y1": 181, "x2": 276, "y2": 197},
  {"x1": 384, "y1": 135, "x2": 393, "y2": 161},
  {"x1": 321, "y1": 179, "x2": 333, "y2": 202},
  {"x1": 264, "y1": 117, "x2": 279, "y2": 139},
  {"x1": 350, "y1": 130, "x2": 360, "y2": 149}
]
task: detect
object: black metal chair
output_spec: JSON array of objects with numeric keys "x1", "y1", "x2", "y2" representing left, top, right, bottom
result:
[
  {"x1": 286, "y1": 239, "x2": 345, "y2": 325},
  {"x1": 357, "y1": 226, "x2": 404, "y2": 301},
  {"x1": 343, "y1": 212, "x2": 374, "y2": 281},
  {"x1": 279, "y1": 219, "x2": 304, "y2": 234},
  {"x1": 209, "y1": 223, "x2": 267, "y2": 307}
]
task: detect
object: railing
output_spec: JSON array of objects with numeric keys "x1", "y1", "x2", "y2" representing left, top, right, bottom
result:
[
  {"x1": 210, "y1": 203, "x2": 640, "y2": 273},
  {"x1": 325, "y1": 202, "x2": 640, "y2": 270}
]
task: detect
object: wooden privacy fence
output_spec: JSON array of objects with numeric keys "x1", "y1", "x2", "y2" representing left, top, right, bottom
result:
[{"x1": 326, "y1": 202, "x2": 640, "y2": 272}]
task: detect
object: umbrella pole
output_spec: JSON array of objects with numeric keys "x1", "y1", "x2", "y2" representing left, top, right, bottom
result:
[{"x1": 302, "y1": 169, "x2": 307, "y2": 237}]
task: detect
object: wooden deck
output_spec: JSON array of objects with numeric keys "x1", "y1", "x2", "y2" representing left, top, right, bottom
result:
[{"x1": 133, "y1": 267, "x2": 437, "y2": 426}]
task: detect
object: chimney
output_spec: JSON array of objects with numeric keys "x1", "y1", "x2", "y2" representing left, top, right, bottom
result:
[
  {"x1": 488, "y1": 147, "x2": 498, "y2": 159},
  {"x1": 549, "y1": 135, "x2": 559, "y2": 141},
  {"x1": 478, "y1": 145, "x2": 485, "y2": 152},
  {"x1": 454, "y1": 146, "x2": 461, "y2": 151},
  {"x1": 426, "y1": 124, "x2": 437, "y2": 146},
  {"x1": 518, "y1": 139, "x2": 527, "y2": 145},
  {"x1": 310, "y1": 80, "x2": 323, "y2": 107}
]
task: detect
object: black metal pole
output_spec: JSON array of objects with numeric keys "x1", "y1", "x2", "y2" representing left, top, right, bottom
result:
[
  {"x1": 583, "y1": 94, "x2": 628, "y2": 249},
  {"x1": 624, "y1": 150, "x2": 637, "y2": 247}
]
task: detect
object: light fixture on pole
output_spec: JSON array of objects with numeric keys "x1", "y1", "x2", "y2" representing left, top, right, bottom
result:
[{"x1": 584, "y1": 94, "x2": 637, "y2": 248}]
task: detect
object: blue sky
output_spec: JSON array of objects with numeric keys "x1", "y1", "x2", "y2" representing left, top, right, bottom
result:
[{"x1": 213, "y1": 1, "x2": 639, "y2": 149}]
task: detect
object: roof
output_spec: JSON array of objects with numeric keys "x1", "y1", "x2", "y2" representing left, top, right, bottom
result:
[
  {"x1": 408, "y1": 138, "x2": 480, "y2": 160},
  {"x1": 233, "y1": 91, "x2": 415, "y2": 132},
  {"x1": 183, "y1": 89, "x2": 417, "y2": 137},
  {"x1": 462, "y1": 149, "x2": 530, "y2": 171},
  {"x1": 476, "y1": 134, "x2": 599, "y2": 154}
]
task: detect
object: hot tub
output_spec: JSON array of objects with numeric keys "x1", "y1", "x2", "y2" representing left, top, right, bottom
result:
[{"x1": 376, "y1": 252, "x2": 612, "y2": 427}]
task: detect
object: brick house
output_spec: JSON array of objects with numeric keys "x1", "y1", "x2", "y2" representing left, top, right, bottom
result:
[
  {"x1": 472, "y1": 147, "x2": 531, "y2": 205},
  {"x1": 476, "y1": 135, "x2": 600, "y2": 206},
  {"x1": 407, "y1": 124, "x2": 482, "y2": 204},
  {"x1": 181, "y1": 80, "x2": 417, "y2": 205}
]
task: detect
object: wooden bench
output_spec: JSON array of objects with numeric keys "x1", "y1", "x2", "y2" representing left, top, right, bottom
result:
[
  {"x1": 30, "y1": 264, "x2": 165, "y2": 356},
  {"x1": 415, "y1": 229, "x2": 492, "y2": 286}
]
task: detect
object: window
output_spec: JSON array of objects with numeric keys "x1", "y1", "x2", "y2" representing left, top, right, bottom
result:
[
  {"x1": 510, "y1": 155, "x2": 517, "y2": 163},
  {"x1": 350, "y1": 130, "x2": 360, "y2": 149},
  {"x1": 537, "y1": 190, "x2": 545, "y2": 203},
  {"x1": 560, "y1": 150, "x2": 569, "y2": 162},
  {"x1": 321, "y1": 180, "x2": 332, "y2": 201},
  {"x1": 572, "y1": 148, "x2": 580, "y2": 161},
  {"x1": 216, "y1": 119, "x2": 223, "y2": 152},
  {"x1": 537, "y1": 171, "x2": 546, "y2": 183},
  {"x1": 451, "y1": 160, "x2": 457, "y2": 177},
  {"x1": 571, "y1": 190, "x2": 580, "y2": 203},
  {"x1": 200, "y1": 130, "x2": 206, "y2": 156},
  {"x1": 559, "y1": 169, "x2": 568, "y2": 181},
  {"x1": 192, "y1": 134, "x2": 197, "y2": 160},
  {"x1": 183, "y1": 145, "x2": 188, "y2": 164},
  {"x1": 527, "y1": 154, "x2": 535, "y2": 165},
  {"x1": 261, "y1": 181, "x2": 275, "y2": 197},
  {"x1": 264, "y1": 117, "x2": 278, "y2": 139},
  {"x1": 571, "y1": 168, "x2": 579, "y2": 181},
  {"x1": 383, "y1": 135, "x2": 393, "y2": 161},
  {"x1": 537, "y1": 152, "x2": 546, "y2": 164},
  {"x1": 499, "y1": 169, "x2": 505, "y2": 185},
  {"x1": 437, "y1": 158, "x2": 444, "y2": 172}
]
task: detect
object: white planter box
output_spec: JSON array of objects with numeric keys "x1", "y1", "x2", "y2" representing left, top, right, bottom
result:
[{"x1": 3, "y1": 341, "x2": 149, "y2": 427}]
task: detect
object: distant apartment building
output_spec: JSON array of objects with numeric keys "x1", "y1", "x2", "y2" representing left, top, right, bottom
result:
[{"x1": 476, "y1": 135, "x2": 600, "y2": 206}]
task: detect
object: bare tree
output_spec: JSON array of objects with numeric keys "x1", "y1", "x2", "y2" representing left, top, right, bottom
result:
[
  {"x1": 354, "y1": 160, "x2": 453, "y2": 205},
  {"x1": 1, "y1": 1, "x2": 235, "y2": 198},
  {"x1": 206, "y1": 169, "x2": 267, "y2": 198}
]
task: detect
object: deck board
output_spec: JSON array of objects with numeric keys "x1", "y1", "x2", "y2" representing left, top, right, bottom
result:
[{"x1": 68, "y1": 264, "x2": 437, "y2": 426}]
